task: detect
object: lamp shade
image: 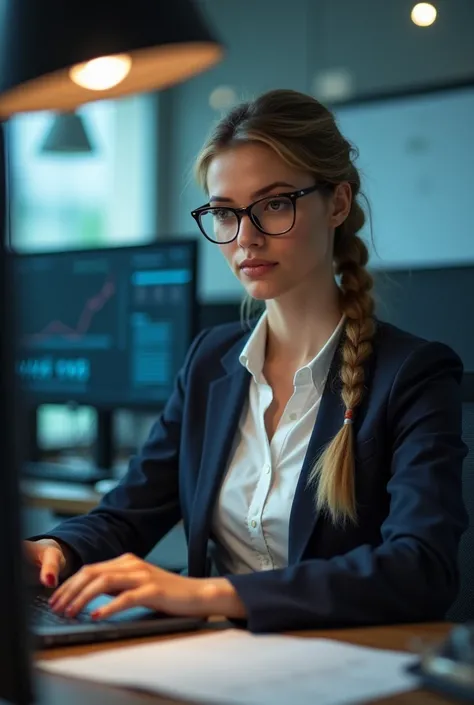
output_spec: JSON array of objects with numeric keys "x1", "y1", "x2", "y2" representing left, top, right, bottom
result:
[{"x1": 0, "y1": 0, "x2": 223, "y2": 118}]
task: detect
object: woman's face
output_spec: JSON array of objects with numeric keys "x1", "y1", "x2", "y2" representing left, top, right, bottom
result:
[{"x1": 205, "y1": 142, "x2": 351, "y2": 302}]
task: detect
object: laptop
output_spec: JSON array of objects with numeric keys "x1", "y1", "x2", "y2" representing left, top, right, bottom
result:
[{"x1": 30, "y1": 584, "x2": 205, "y2": 649}]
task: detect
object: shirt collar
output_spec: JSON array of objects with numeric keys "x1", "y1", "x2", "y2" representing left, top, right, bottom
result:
[
  {"x1": 239, "y1": 313, "x2": 268, "y2": 385},
  {"x1": 239, "y1": 312, "x2": 346, "y2": 394}
]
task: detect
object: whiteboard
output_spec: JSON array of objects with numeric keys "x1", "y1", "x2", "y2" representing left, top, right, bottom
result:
[{"x1": 334, "y1": 85, "x2": 474, "y2": 269}]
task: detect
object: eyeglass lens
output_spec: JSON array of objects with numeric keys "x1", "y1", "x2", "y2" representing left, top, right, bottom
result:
[{"x1": 199, "y1": 195, "x2": 295, "y2": 243}]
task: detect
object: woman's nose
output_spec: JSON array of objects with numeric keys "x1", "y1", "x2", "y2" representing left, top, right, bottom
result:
[{"x1": 237, "y1": 214, "x2": 264, "y2": 248}]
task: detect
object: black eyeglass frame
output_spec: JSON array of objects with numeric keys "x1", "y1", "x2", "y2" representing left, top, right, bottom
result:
[{"x1": 191, "y1": 183, "x2": 326, "y2": 244}]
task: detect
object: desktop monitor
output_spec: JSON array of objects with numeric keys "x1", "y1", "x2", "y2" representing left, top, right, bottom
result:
[
  {"x1": 0, "y1": 134, "x2": 33, "y2": 704},
  {"x1": 13, "y1": 241, "x2": 198, "y2": 409},
  {"x1": 371, "y1": 265, "x2": 474, "y2": 373}
]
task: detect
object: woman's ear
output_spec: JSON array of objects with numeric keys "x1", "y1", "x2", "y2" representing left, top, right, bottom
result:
[{"x1": 328, "y1": 182, "x2": 352, "y2": 228}]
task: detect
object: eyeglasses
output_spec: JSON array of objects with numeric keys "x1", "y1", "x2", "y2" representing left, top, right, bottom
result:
[{"x1": 191, "y1": 184, "x2": 324, "y2": 244}]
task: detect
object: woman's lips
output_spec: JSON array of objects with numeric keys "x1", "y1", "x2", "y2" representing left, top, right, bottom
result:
[{"x1": 240, "y1": 263, "x2": 278, "y2": 279}]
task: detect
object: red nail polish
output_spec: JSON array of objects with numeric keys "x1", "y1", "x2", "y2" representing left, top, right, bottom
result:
[
  {"x1": 46, "y1": 574, "x2": 56, "y2": 587},
  {"x1": 90, "y1": 610, "x2": 101, "y2": 620}
]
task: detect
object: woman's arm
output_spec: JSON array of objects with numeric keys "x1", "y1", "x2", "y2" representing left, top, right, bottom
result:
[
  {"x1": 30, "y1": 329, "x2": 211, "y2": 568},
  {"x1": 220, "y1": 342, "x2": 468, "y2": 632}
]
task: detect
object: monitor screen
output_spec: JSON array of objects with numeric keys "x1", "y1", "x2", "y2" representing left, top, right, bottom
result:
[{"x1": 14, "y1": 241, "x2": 198, "y2": 408}]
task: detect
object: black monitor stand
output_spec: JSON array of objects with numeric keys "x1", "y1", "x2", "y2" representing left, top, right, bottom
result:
[{"x1": 95, "y1": 409, "x2": 114, "y2": 471}]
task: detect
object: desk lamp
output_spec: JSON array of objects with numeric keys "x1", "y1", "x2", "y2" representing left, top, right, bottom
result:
[{"x1": 0, "y1": 2, "x2": 222, "y2": 703}]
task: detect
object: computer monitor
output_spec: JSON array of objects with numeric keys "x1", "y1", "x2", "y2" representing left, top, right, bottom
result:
[
  {"x1": 13, "y1": 241, "x2": 198, "y2": 409},
  {"x1": 372, "y1": 265, "x2": 474, "y2": 373},
  {"x1": 1, "y1": 126, "x2": 33, "y2": 704}
]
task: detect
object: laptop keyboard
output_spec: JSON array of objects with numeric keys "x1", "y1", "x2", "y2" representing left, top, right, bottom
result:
[{"x1": 31, "y1": 594, "x2": 91, "y2": 626}]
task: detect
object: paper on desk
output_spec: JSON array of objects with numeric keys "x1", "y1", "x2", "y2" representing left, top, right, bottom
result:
[{"x1": 38, "y1": 628, "x2": 418, "y2": 705}]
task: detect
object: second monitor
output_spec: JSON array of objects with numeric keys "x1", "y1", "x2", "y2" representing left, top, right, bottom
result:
[{"x1": 14, "y1": 240, "x2": 198, "y2": 409}]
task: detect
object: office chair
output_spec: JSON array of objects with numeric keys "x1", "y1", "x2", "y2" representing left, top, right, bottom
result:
[{"x1": 446, "y1": 376, "x2": 474, "y2": 623}]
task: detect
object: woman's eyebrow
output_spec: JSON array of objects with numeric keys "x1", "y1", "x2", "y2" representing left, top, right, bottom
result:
[{"x1": 209, "y1": 181, "x2": 296, "y2": 203}]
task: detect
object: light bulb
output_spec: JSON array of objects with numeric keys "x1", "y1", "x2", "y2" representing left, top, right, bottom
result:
[
  {"x1": 69, "y1": 54, "x2": 132, "y2": 91},
  {"x1": 411, "y1": 3, "x2": 437, "y2": 27}
]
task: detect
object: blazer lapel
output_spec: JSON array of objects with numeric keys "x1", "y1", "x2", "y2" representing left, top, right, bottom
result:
[
  {"x1": 187, "y1": 340, "x2": 250, "y2": 577},
  {"x1": 288, "y1": 347, "x2": 344, "y2": 564}
]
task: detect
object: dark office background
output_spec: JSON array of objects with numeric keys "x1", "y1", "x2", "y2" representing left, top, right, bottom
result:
[{"x1": 8, "y1": 0, "x2": 474, "y2": 564}]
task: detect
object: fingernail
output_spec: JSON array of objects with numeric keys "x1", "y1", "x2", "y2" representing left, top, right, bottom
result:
[
  {"x1": 90, "y1": 610, "x2": 101, "y2": 620},
  {"x1": 45, "y1": 574, "x2": 56, "y2": 588}
]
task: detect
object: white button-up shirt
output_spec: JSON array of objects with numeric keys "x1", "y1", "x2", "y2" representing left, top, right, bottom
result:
[{"x1": 211, "y1": 313, "x2": 346, "y2": 575}]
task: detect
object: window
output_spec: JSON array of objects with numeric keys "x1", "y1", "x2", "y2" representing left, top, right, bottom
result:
[{"x1": 8, "y1": 94, "x2": 157, "y2": 252}]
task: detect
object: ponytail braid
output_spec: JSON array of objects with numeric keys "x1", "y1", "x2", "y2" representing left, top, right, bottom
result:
[{"x1": 307, "y1": 199, "x2": 375, "y2": 525}]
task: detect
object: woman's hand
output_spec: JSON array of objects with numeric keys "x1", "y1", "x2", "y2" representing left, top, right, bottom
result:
[
  {"x1": 24, "y1": 539, "x2": 68, "y2": 588},
  {"x1": 48, "y1": 553, "x2": 247, "y2": 621}
]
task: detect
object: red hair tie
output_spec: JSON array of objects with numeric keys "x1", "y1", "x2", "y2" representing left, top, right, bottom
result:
[{"x1": 344, "y1": 409, "x2": 354, "y2": 425}]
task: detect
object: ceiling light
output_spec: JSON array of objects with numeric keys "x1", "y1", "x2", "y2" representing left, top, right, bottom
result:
[
  {"x1": 69, "y1": 55, "x2": 132, "y2": 91},
  {"x1": 411, "y1": 3, "x2": 437, "y2": 27}
]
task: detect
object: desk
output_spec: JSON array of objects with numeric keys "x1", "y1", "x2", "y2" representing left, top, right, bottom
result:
[
  {"x1": 22, "y1": 480, "x2": 103, "y2": 515},
  {"x1": 36, "y1": 621, "x2": 455, "y2": 705}
]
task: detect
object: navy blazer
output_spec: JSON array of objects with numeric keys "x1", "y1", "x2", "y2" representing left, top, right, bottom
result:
[{"x1": 45, "y1": 319, "x2": 468, "y2": 632}]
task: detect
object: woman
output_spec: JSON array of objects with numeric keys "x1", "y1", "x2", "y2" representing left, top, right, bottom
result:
[{"x1": 27, "y1": 89, "x2": 468, "y2": 632}]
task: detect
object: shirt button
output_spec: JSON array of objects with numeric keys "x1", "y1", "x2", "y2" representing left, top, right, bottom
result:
[
  {"x1": 289, "y1": 412, "x2": 298, "y2": 421},
  {"x1": 250, "y1": 520, "x2": 257, "y2": 528},
  {"x1": 264, "y1": 464, "x2": 271, "y2": 474}
]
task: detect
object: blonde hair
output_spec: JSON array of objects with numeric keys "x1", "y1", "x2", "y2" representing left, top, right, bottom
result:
[{"x1": 194, "y1": 89, "x2": 375, "y2": 526}]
